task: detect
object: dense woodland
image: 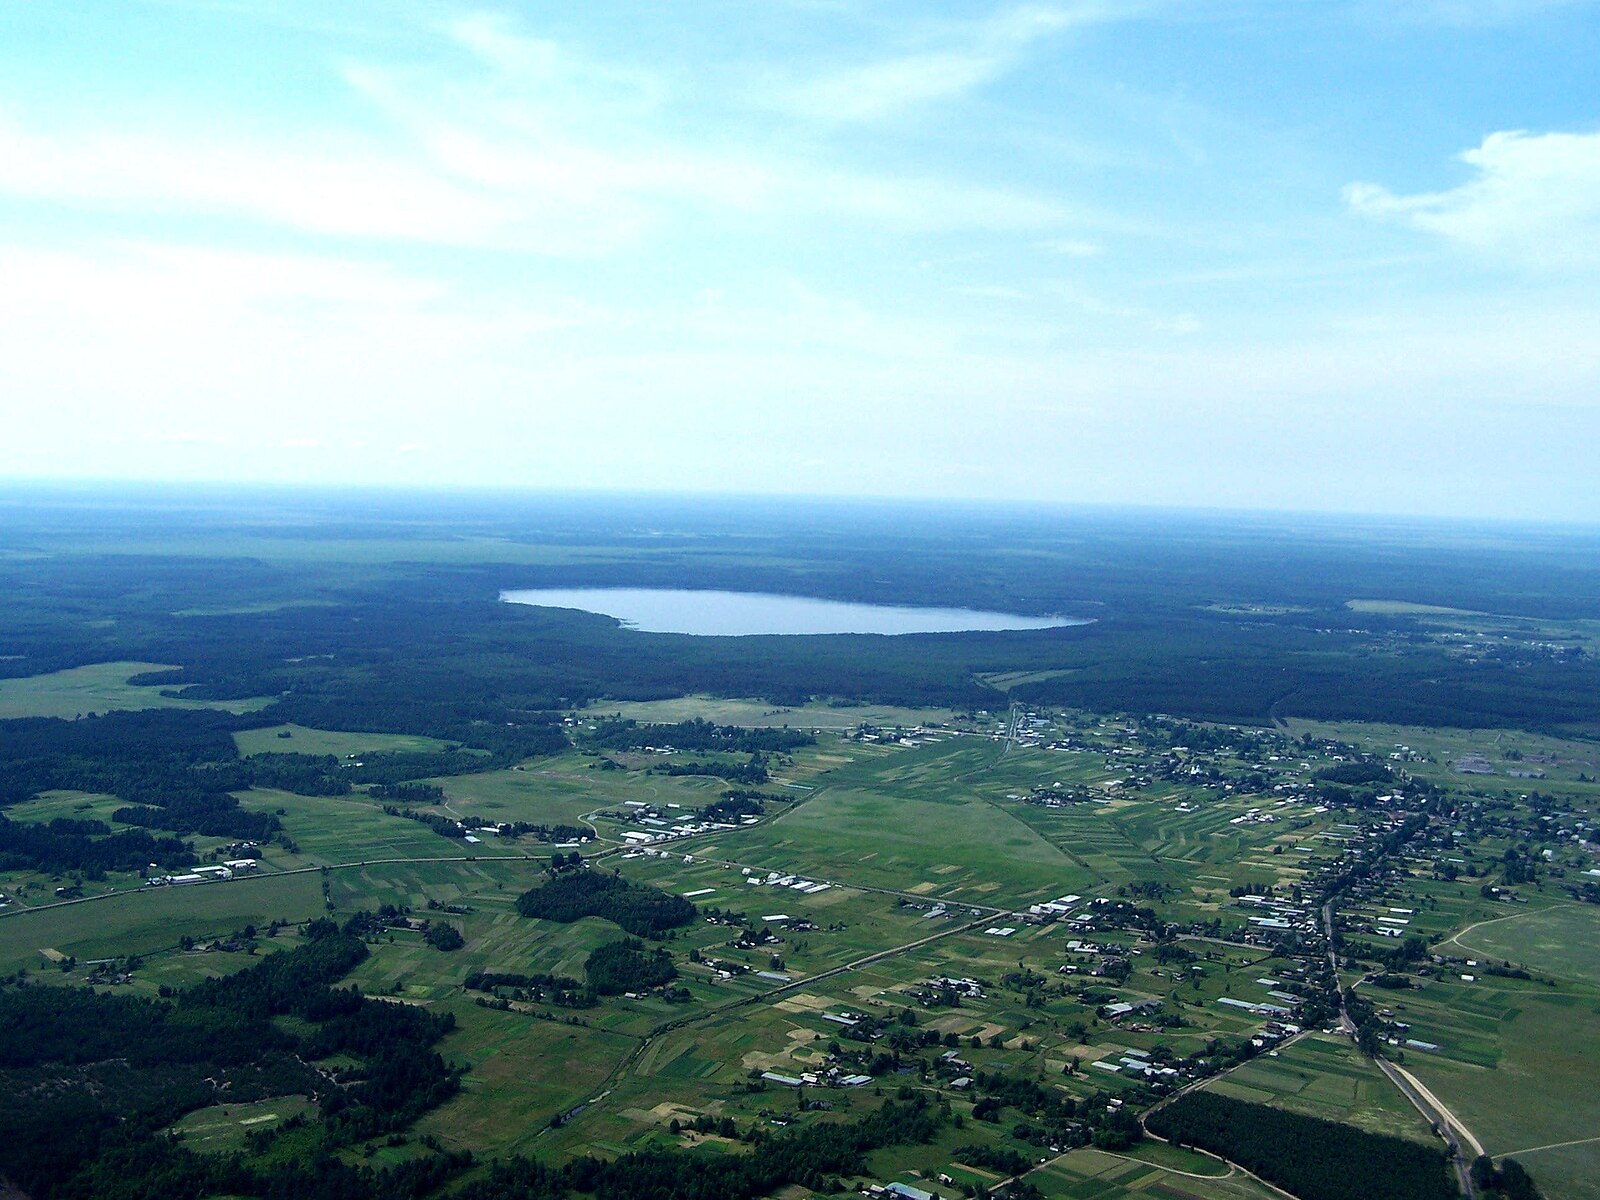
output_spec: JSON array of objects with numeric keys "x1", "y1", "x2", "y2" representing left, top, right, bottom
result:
[
  {"x1": 582, "y1": 938, "x2": 678, "y2": 995},
  {"x1": 0, "y1": 916, "x2": 459, "y2": 1200},
  {"x1": 1145, "y1": 1092, "x2": 1454, "y2": 1200},
  {"x1": 2, "y1": 492, "x2": 1599, "y2": 733},
  {"x1": 514, "y1": 870, "x2": 698, "y2": 937}
]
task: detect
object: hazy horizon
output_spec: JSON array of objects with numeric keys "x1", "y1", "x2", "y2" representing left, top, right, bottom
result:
[{"x1": 5, "y1": 475, "x2": 1600, "y2": 537}]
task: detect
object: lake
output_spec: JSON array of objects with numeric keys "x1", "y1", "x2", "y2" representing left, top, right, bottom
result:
[{"x1": 499, "y1": 587, "x2": 1089, "y2": 637}]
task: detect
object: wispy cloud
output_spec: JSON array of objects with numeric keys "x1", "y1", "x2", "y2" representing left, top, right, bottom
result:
[
  {"x1": 0, "y1": 5, "x2": 1081, "y2": 256},
  {"x1": 1350, "y1": 0, "x2": 1593, "y2": 28},
  {"x1": 1039, "y1": 237, "x2": 1102, "y2": 257},
  {"x1": 1345, "y1": 129, "x2": 1600, "y2": 268},
  {"x1": 761, "y1": 4, "x2": 1115, "y2": 123}
]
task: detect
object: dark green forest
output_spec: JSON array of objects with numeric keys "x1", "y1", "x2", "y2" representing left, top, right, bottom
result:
[
  {"x1": 514, "y1": 870, "x2": 698, "y2": 937},
  {"x1": 0, "y1": 916, "x2": 459, "y2": 1200},
  {"x1": 1145, "y1": 1092, "x2": 1454, "y2": 1200},
  {"x1": 2, "y1": 488, "x2": 1598, "y2": 733}
]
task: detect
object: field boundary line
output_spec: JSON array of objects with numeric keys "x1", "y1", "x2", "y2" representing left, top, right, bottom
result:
[
  {"x1": 1496, "y1": 1134, "x2": 1600, "y2": 1157},
  {"x1": 1437, "y1": 900, "x2": 1586, "y2": 957}
]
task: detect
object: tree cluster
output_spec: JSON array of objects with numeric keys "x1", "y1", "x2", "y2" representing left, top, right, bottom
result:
[{"x1": 514, "y1": 870, "x2": 696, "y2": 937}]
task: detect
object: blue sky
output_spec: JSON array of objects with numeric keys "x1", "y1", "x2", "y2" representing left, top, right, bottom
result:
[{"x1": 2, "y1": 1, "x2": 1597, "y2": 519}]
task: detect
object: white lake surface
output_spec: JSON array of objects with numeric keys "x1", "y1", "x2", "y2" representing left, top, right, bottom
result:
[{"x1": 499, "y1": 587, "x2": 1089, "y2": 637}]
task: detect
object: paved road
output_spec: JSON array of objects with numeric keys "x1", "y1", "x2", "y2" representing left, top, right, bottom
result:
[{"x1": 1322, "y1": 900, "x2": 1479, "y2": 1197}]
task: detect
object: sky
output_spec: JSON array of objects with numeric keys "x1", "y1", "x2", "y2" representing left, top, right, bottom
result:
[{"x1": 1, "y1": 0, "x2": 1598, "y2": 521}]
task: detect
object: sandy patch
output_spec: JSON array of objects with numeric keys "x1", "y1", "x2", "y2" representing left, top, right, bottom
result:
[
  {"x1": 741, "y1": 1050, "x2": 795, "y2": 1070},
  {"x1": 774, "y1": 993, "x2": 831, "y2": 1013}
]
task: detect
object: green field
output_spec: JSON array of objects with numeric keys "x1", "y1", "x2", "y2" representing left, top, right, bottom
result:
[
  {"x1": 4, "y1": 687, "x2": 1596, "y2": 1198},
  {"x1": 437, "y1": 758, "x2": 728, "y2": 831},
  {"x1": 1399, "y1": 980, "x2": 1600, "y2": 1200},
  {"x1": 0, "y1": 871, "x2": 326, "y2": 971},
  {"x1": 1205, "y1": 1034, "x2": 1437, "y2": 1142},
  {"x1": 234, "y1": 723, "x2": 458, "y2": 758},
  {"x1": 0, "y1": 660, "x2": 270, "y2": 718},
  {"x1": 701, "y1": 740, "x2": 1090, "y2": 905},
  {"x1": 1031, "y1": 1146, "x2": 1283, "y2": 1200},
  {"x1": 1440, "y1": 902, "x2": 1600, "y2": 987},
  {"x1": 5, "y1": 788, "x2": 129, "y2": 823},
  {"x1": 252, "y1": 789, "x2": 512, "y2": 866},
  {"x1": 600, "y1": 695, "x2": 963, "y2": 730},
  {"x1": 1285, "y1": 717, "x2": 1600, "y2": 797},
  {"x1": 169, "y1": 1095, "x2": 319, "y2": 1153}
]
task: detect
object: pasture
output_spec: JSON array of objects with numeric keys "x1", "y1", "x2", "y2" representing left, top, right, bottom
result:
[
  {"x1": 0, "y1": 660, "x2": 269, "y2": 718},
  {"x1": 234, "y1": 723, "x2": 457, "y2": 757},
  {"x1": 0, "y1": 870, "x2": 325, "y2": 971},
  {"x1": 1030, "y1": 1146, "x2": 1283, "y2": 1200},
  {"x1": 1204, "y1": 1033, "x2": 1436, "y2": 1142},
  {"x1": 598, "y1": 694, "x2": 962, "y2": 731},
  {"x1": 1390, "y1": 977, "x2": 1600, "y2": 1200},
  {"x1": 1440, "y1": 902, "x2": 1600, "y2": 987},
  {"x1": 169, "y1": 1096, "x2": 318, "y2": 1154},
  {"x1": 702, "y1": 741, "x2": 1090, "y2": 905}
]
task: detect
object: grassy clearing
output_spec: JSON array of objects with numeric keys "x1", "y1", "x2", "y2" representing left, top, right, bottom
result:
[
  {"x1": 418, "y1": 1004, "x2": 639, "y2": 1157},
  {"x1": 594, "y1": 695, "x2": 958, "y2": 730},
  {"x1": 253, "y1": 789, "x2": 478, "y2": 866},
  {"x1": 438, "y1": 759, "x2": 724, "y2": 830},
  {"x1": 1031, "y1": 1146, "x2": 1282, "y2": 1200},
  {"x1": 4, "y1": 788, "x2": 128, "y2": 823},
  {"x1": 1283, "y1": 718, "x2": 1600, "y2": 797},
  {"x1": 0, "y1": 871, "x2": 325, "y2": 971},
  {"x1": 1440, "y1": 902, "x2": 1600, "y2": 987},
  {"x1": 1344, "y1": 600, "x2": 1485, "y2": 616},
  {"x1": 169, "y1": 1096, "x2": 318, "y2": 1153},
  {"x1": 1121, "y1": 1140, "x2": 1233, "y2": 1176},
  {"x1": 703, "y1": 741, "x2": 1087, "y2": 905},
  {"x1": 234, "y1": 724, "x2": 456, "y2": 758},
  {"x1": 0, "y1": 660, "x2": 270, "y2": 718}
]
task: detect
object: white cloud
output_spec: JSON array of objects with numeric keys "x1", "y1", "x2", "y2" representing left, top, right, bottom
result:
[
  {"x1": 1345, "y1": 129, "x2": 1600, "y2": 267},
  {"x1": 0, "y1": 111, "x2": 529, "y2": 247}
]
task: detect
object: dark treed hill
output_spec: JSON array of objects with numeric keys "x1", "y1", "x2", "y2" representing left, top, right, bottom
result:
[
  {"x1": 583, "y1": 938, "x2": 677, "y2": 996},
  {"x1": 515, "y1": 870, "x2": 697, "y2": 938},
  {"x1": 0, "y1": 813, "x2": 191, "y2": 875}
]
